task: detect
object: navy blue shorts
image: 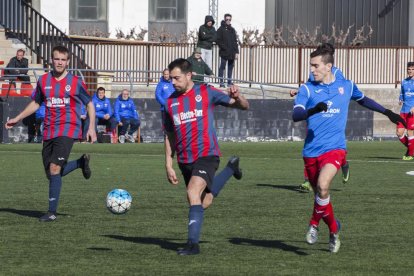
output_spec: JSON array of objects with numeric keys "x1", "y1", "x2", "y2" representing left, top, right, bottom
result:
[
  {"x1": 178, "y1": 156, "x2": 220, "y2": 191},
  {"x1": 42, "y1": 136, "x2": 74, "y2": 172}
]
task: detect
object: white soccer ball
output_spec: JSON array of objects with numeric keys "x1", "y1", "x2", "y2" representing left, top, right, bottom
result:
[{"x1": 106, "y1": 189, "x2": 132, "y2": 214}]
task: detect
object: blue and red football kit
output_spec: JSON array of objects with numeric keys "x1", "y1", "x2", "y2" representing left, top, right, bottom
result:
[
  {"x1": 164, "y1": 84, "x2": 231, "y2": 164},
  {"x1": 294, "y1": 79, "x2": 364, "y2": 157},
  {"x1": 34, "y1": 72, "x2": 91, "y2": 140}
]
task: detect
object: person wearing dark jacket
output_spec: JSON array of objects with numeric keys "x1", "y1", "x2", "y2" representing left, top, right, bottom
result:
[
  {"x1": 216, "y1": 13, "x2": 239, "y2": 87},
  {"x1": 114, "y1": 89, "x2": 140, "y2": 143},
  {"x1": 187, "y1": 47, "x2": 213, "y2": 84},
  {"x1": 5, "y1": 49, "x2": 30, "y2": 83},
  {"x1": 197, "y1": 15, "x2": 216, "y2": 70}
]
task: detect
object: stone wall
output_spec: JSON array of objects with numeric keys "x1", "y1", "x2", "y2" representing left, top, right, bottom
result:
[{"x1": 0, "y1": 97, "x2": 374, "y2": 143}]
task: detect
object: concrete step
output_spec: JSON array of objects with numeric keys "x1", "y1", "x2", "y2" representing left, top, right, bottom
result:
[
  {"x1": 0, "y1": 40, "x2": 13, "y2": 47},
  {"x1": 0, "y1": 48, "x2": 20, "y2": 56}
]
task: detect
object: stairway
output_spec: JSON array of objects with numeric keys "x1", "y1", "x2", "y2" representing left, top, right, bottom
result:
[{"x1": 0, "y1": 28, "x2": 44, "y2": 85}]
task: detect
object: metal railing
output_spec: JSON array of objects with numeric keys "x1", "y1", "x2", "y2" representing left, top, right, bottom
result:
[
  {"x1": 72, "y1": 37, "x2": 414, "y2": 87},
  {"x1": 0, "y1": 67, "x2": 297, "y2": 100},
  {"x1": 0, "y1": 0, "x2": 87, "y2": 69}
]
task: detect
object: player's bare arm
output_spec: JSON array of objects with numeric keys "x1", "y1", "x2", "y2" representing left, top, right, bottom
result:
[
  {"x1": 164, "y1": 132, "x2": 178, "y2": 185},
  {"x1": 86, "y1": 101, "x2": 97, "y2": 143},
  {"x1": 227, "y1": 85, "x2": 249, "y2": 110},
  {"x1": 5, "y1": 101, "x2": 40, "y2": 129}
]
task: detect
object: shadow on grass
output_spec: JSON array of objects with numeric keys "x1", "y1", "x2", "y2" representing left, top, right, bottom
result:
[
  {"x1": 87, "y1": 247, "x2": 112, "y2": 251},
  {"x1": 0, "y1": 208, "x2": 67, "y2": 218},
  {"x1": 229, "y1": 237, "x2": 308, "y2": 256},
  {"x1": 366, "y1": 156, "x2": 401, "y2": 160},
  {"x1": 102, "y1": 235, "x2": 190, "y2": 252},
  {"x1": 257, "y1": 183, "x2": 341, "y2": 192}
]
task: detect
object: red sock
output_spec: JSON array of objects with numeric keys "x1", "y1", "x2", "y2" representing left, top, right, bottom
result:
[
  {"x1": 322, "y1": 202, "x2": 338, "y2": 234},
  {"x1": 399, "y1": 135, "x2": 408, "y2": 147},
  {"x1": 408, "y1": 136, "x2": 414, "y2": 156},
  {"x1": 303, "y1": 167, "x2": 309, "y2": 181},
  {"x1": 309, "y1": 195, "x2": 329, "y2": 227}
]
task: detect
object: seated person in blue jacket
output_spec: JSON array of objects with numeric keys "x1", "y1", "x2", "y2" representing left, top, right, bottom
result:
[
  {"x1": 92, "y1": 87, "x2": 117, "y2": 132},
  {"x1": 114, "y1": 89, "x2": 140, "y2": 143}
]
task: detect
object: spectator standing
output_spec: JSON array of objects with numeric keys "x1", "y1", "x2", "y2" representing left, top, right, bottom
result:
[
  {"x1": 155, "y1": 69, "x2": 175, "y2": 112},
  {"x1": 114, "y1": 89, "x2": 140, "y2": 143},
  {"x1": 187, "y1": 47, "x2": 213, "y2": 84},
  {"x1": 197, "y1": 15, "x2": 216, "y2": 71},
  {"x1": 216, "y1": 13, "x2": 239, "y2": 87}
]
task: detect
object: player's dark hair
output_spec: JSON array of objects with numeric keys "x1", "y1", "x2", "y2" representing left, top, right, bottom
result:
[
  {"x1": 51, "y1": 45, "x2": 70, "y2": 58},
  {"x1": 310, "y1": 43, "x2": 334, "y2": 65},
  {"x1": 17, "y1": 49, "x2": 25, "y2": 54},
  {"x1": 168, "y1": 58, "x2": 192, "y2": 74},
  {"x1": 407, "y1": 62, "x2": 414, "y2": 68},
  {"x1": 224, "y1": 13, "x2": 232, "y2": 18},
  {"x1": 97, "y1": 86, "x2": 105, "y2": 92}
]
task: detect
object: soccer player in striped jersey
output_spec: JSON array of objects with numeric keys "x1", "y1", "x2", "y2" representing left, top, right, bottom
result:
[
  {"x1": 397, "y1": 62, "x2": 414, "y2": 160},
  {"x1": 292, "y1": 45, "x2": 405, "y2": 253},
  {"x1": 163, "y1": 58, "x2": 249, "y2": 255},
  {"x1": 6, "y1": 45, "x2": 97, "y2": 222}
]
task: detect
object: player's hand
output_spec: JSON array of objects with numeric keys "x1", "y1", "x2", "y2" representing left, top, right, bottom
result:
[
  {"x1": 86, "y1": 128, "x2": 97, "y2": 143},
  {"x1": 228, "y1": 85, "x2": 240, "y2": 99},
  {"x1": 384, "y1": 109, "x2": 407, "y2": 128},
  {"x1": 5, "y1": 118, "x2": 18, "y2": 129},
  {"x1": 399, "y1": 100, "x2": 403, "y2": 106},
  {"x1": 307, "y1": 102, "x2": 328, "y2": 117},
  {"x1": 166, "y1": 167, "x2": 179, "y2": 185},
  {"x1": 118, "y1": 122, "x2": 123, "y2": 126},
  {"x1": 103, "y1": 114, "x2": 110, "y2": 120},
  {"x1": 289, "y1": 90, "x2": 298, "y2": 97}
]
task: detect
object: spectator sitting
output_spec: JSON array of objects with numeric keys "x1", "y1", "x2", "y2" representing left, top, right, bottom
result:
[
  {"x1": 114, "y1": 89, "x2": 140, "y2": 143},
  {"x1": 155, "y1": 68, "x2": 175, "y2": 112},
  {"x1": 187, "y1": 47, "x2": 214, "y2": 84},
  {"x1": 92, "y1": 87, "x2": 117, "y2": 133},
  {"x1": 4, "y1": 49, "x2": 30, "y2": 83}
]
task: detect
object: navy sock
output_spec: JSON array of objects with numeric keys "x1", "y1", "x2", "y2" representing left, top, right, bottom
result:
[
  {"x1": 188, "y1": 205, "x2": 204, "y2": 244},
  {"x1": 48, "y1": 174, "x2": 62, "y2": 213},
  {"x1": 61, "y1": 159, "x2": 81, "y2": 176},
  {"x1": 210, "y1": 166, "x2": 233, "y2": 197}
]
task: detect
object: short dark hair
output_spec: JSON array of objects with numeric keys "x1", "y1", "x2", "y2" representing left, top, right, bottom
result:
[
  {"x1": 97, "y1": 86, "x2": 105, "y2": 92},
  {"x1": 168, "y1": 58, "x2": 192, "y2": 74},
  {"x1": 51, "y1": 45, "x2": 70, "y2": 58},
  {"x1": 310, "y1": 43, "x2": 334, "y2": 65},
  {"x1": 407, "y1": 62, "x2": 414, "y2": 68},
  {"x1": 224, "y1": 13, "x2": 232, "y2": 18},
  {"x1": 17, "y1": 49, "x2": 25, "y2": 54}
]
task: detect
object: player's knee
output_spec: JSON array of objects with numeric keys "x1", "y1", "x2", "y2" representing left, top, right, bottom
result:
[
  {"x1": 316, "y1": 185, "x2": 329, "y2": 198},
  {"x1": 49, "y1": 163, "x2": 61, "y2": 175},
  {"x1": 397, "y1": 128, "x2": 405, "y2": 137}
]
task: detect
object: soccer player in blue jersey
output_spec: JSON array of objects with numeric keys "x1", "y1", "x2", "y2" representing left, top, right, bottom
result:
[
  {"x1": 397, "y1": 62, "x2": 414, "y2": 160},
  {"x1": 163, "y1": 58, "x2": 249, "y2": 255},
  {"x1": 291, "y1": 43, "x2": 350, "y2": 191},
  {"x1": 6, "y1": 45, "x2": 97, "y2": 222},
  {"x1": 292, "y1": 44, "x2": 405, "y2": 253}
]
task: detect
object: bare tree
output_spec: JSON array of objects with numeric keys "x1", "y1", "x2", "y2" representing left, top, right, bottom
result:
[{"x1": 350, "y1": 25, "x2": 373, "y2": 46}]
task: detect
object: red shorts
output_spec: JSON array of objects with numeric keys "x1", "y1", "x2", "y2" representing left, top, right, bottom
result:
[
  {"x1": 303, "y1": 149, "x2": 347, "y2": 187},
  {"x1": 398, "y1": 113, "x2": 414, "y2": 130}
]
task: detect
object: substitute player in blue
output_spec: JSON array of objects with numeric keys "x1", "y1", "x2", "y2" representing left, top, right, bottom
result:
[
  {"x1": 291, "y1": 43, "x2": 350, "y2": 191},
  {"x1": 164, "y1": 58, "x2": 249, "y2": 255},
  {"x1": 397, "y1": 62, "x2": 414, "y2": 160},
  {"x1": 292, "y1": 44, "x2": 405, "y2": 253}
]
